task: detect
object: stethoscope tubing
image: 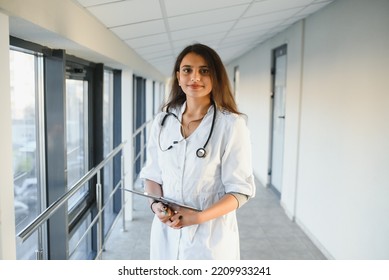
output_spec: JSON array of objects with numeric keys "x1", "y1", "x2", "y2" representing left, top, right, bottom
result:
[{"x1": 159, "y1": 102, "x2": 216, "y2": 158}]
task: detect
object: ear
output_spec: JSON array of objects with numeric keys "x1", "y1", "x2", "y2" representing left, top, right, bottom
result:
[{"x1": 176, "y1": 71, "x2": 180, "y2": 85}]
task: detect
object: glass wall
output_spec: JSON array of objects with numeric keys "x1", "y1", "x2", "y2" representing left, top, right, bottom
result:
[
  {"x1": 10, "y1": 49, "x2": 44, "y2": 259},
  {"x1": 65, "y1": 78, "x2": 89, "y2": 210},
  {"x1": 133, "y1": 76, "x2": 146, "y2": 179},
  {"x1": 103, "y1": 69, "x2": 115, "y2": 235},
  {"x1": 68, "y1": 213, "x2": 93, "y2": 259},
  {"x1": 65, "y1": 62, "x2": 93, "y2": 259},
  {"x1": 10, "y1": 38, "x2": 123, "y2": 260}
]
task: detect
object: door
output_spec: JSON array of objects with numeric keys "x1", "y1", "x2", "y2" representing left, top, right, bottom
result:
[{"x1": 269, "y1": 45, "x2": 287, "y2": 195}]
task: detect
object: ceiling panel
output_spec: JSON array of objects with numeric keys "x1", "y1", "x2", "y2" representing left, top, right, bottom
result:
[
  {"x1": 226, "y1": 27, "x2": 269, "y2": 40},
  {"x1": 141, "y1": 49, "x2": 173, "y2": 60},
  {"x1": 76, "y1": 0, "x2": 117, "y2": 6},
  {"x1": 238, "y1": 7, "x2": 304, "y2": 28},
  {"x1": 164, "y1": 0, "x2": 251, "y2": 17},
  {"x1": 125, "y1": 33, "x2": 170, "y2": 48},
  {"x1": 86, "y1": 0, "x2": 162, "y2": 27},
  {"x1": 232, "y1": 20, "x2": 281, "y2": 35},
  {"x1": 296, "y1": 1, "x2": 334, "y2": 18},
  {"x1": 173, "y1": 33, "x2": 227, "y2": 48},
  {"x1": 167, "y1": 5, "x2": 248, "y2": 31},
  {"x1": 110, "y1": 20, "x2": 166, "y2": 40},
  {"x1": 170, "y1": 21, "x2": 235, "y2": 42},
  {"x1": 135, "y1": 42, "x2": 171, "y2": 56},
  {"x1": 75, "y1": 0, "x2": 335, "y2": 76},
  {"x1": 244, "y1": 0, "x2": 314, "y2": 18}
]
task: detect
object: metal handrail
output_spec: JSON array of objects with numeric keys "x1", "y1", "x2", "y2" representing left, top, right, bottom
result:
[
  {"x1": 15, "y1": 108, "x2": 158, "y2": 259},
  {"x1": 17, "y1": 141, "x2": 126, "y2": 245}
]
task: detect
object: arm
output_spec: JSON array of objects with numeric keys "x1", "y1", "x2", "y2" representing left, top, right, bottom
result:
[
  {"x1": 197, "y1": 193, "x2": 239, "y2": 223},
  {"x1": 144, "y1": 178, "x2": 163, "y2": 199},
  {"x1": 139, "y1": 114, "x2": 174, "y2": 222},
  {"x1": 169, "y1": 193, "x2": 239, "y2": 228}
]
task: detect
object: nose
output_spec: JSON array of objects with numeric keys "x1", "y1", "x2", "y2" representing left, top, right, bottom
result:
[{"x1": 191, "y1": 71, "x2": 200, "y2": 82}]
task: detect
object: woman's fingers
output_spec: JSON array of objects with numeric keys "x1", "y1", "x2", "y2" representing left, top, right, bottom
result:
[
  {"x1": 154, "y1": 203, "x2": 171, "y2": 222},
  {"x1": 155, "y1": 204, "x2": 191, "y2": 229}
]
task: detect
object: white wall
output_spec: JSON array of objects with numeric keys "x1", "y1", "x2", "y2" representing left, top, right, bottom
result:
[
  {"x1": 230, "y1": 44, "x2": 271, "y2": 185},
  {"x1": 0, "y1": 11, "x2": 17, "y2": 259},
  {"x1": 296, "y1": 0, "x2": 389, "y2": 259},
  {"x1": 227, "y1": 0, "x2": 389, "y2": 259},
  {"x1": 227, "y1": 20, "x2": 305, "y2": 217}
]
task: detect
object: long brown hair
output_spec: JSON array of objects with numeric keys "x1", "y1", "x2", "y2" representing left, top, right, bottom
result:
[{"x1": 163, "y1": 43, "x2": 240, "y2": 114}]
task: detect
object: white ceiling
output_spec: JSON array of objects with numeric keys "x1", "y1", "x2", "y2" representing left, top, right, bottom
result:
[{"x1": 74, "y1": 0, "x2": 334, "y2": 76}]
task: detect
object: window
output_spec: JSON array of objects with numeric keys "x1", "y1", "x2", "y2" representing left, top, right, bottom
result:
[
  {"x1": 65, "y1": 78, "x2": 89, "y2": 209},
  {"x1": 10, "y1": 48, "x2": 45, "y2": 259},
  {"x1": 10, "y1": 38, "x2": 122, "y2": 260},
  {"x1": 65, "y1": 60, "x2": 94, "y2": 259},
  {"x1": 103, "y1": 69, "x2": 115, "y2": 234},
  {"x1": 133, "y1": 76, "x2": 146, "y2": 179},
  {"x1": 68, "y1": 213, "x2": 93, "y2": 259}
]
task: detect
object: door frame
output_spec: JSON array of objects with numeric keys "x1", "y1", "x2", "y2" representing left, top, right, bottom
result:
[{"x1": 268, "y1": 44, "x2": 288, "y2": 198}]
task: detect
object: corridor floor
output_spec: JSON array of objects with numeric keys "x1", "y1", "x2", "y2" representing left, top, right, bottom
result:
[{"x1": 102, "y1": 179, "x2": 326, "y2": 260}]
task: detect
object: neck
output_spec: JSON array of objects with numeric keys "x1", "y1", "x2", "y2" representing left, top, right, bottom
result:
[
  {"x1": 184, "y1": 98, "x2": 212, "y2": 118},
  {"x1": 181, "y1": 98, "x2": 212, "y2": 138}
]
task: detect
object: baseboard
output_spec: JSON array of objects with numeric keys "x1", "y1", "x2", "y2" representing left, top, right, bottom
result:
[{"x1": 294, "y1": 216, "x2": 335, "y2": 260}]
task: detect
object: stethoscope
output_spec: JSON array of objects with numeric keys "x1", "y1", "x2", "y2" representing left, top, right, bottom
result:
[{"x1": 158, "y1": 102, "x2": 217, "y2": 158}]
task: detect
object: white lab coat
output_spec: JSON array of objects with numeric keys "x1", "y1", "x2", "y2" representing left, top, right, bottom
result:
[{"x1": 140, "y1": 102, "x2": 256, "y2": 260}]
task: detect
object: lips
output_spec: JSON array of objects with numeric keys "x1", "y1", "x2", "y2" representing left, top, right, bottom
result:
[{"x1": 189, "y1": 84, "x2": 202, "y2": 89}]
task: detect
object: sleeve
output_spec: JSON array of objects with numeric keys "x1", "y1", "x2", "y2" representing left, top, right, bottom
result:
[
  {"x1": 221, "y1": 115, "x2": 256, "y2": 198},
  {"x1": 139, "y1": 113, "x2": 164, "y2": 185},
  {"x1": 228, "y1": 192, "x2": 249, "y2": 208}
]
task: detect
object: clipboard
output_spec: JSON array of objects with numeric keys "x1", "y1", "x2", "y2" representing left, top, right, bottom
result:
[{"x1": 122, "y1": 188, "x2": 202, "y2": 212}]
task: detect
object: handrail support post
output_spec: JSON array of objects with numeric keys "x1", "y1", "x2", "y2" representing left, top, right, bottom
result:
[{"x1": 96, "y1": 170, "x2": 103, "y2": 260}]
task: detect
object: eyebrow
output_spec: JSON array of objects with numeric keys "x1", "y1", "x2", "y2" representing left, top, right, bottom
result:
[{"x1": 180, "y1": 65, "x2": 209, "y2": 68}]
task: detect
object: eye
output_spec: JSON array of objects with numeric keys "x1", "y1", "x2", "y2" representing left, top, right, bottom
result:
[
  {"x1": 200, "y1": 68, "x2": 210, "y2": 75},
  {"x1": 181, "y1": 67, "x2": 192, "y2": 74}
]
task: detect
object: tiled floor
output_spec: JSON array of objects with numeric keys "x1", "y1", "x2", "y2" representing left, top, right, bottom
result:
[{"x1": 101, "y1": 179, "x2": 326, "y2": 260}]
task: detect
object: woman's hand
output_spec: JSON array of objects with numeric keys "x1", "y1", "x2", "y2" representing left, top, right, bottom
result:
[
  {"x1": 168, "y1": 206, "x2": 201, "y2": 229},
  {"x1": 168, "y1": 193, "x2": 239, "y2": 229},
  {"x1": 152, "y1": 193, "x2": 239, "y2": 229},
  {"x1": 152, "y1": 202, "x2": 201, "y2": 229},
  {"x1": 151, "y1": 202, "x2": 181, "y2": 227}
]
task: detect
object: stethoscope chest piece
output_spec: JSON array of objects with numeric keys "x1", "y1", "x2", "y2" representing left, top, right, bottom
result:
[{"x1": 196, "y1": 148, "x2": 206, "y2": 158}]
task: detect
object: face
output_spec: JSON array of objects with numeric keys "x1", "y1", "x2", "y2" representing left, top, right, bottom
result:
[{"x1": 176, "y1": 52, "x2": 213, "y2": 100}]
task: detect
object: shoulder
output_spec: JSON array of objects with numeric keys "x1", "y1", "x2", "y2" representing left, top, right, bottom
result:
[
  {"x1": 215, "y1": 109, "x2": 250, "y2": 142},
  {"x1": 153, "y1": 111, "x2": 166, "y2": 123},
  {"x1": 149, "y1": 111, "x2": 168, "y2": 130},
  {"x1": 216, "y1": 109, "x2": 248, "y2": 127},
  {"x1": 152, "y1": 107, "x2": 182, "y2": 127}
]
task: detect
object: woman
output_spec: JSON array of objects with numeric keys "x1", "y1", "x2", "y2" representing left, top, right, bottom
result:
[{"x1": 140, "y1": 43, "x2": 255, "y2": 260}]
